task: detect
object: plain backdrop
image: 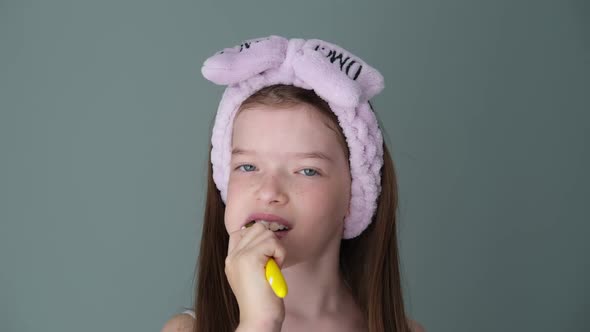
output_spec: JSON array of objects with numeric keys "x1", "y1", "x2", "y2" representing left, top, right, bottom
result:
[{"x1": 1, "y1": 0, "x2": 588, "y2": 331}]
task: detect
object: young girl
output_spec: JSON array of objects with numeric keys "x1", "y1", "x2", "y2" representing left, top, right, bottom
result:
[{"x1": 162, "y1": 36, "x2": 425, "y2": 332}]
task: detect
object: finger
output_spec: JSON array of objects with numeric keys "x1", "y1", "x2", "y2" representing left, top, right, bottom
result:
[
  {"x1": 228, "y1": 220, "x2": 265, "y2": 254},
  {"x1": 231, "y1": 222, "x2": 268, "y2": 255},
  {"x1": 253, "y1": 236, "x2": 287, "y2": 268},
  {"x1": 227, "y1": 221, "x2": 259, "y2": 254},
  {"x1": 227, "y1": 227, "x2": 243, "y2": 255},
  {"x1": 241, "y1": 225, "x2": 287, "y2": 267},
  {"x1": 243, "y1": 228, "x2": 277, "y2": 252}
]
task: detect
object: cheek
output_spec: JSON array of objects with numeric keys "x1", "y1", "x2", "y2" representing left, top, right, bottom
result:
[
  {"x1": 227, "y1": 173, "x2": 256, "y2": 192},
  {"x1": 295, "y1": 180, "x2": 350, "y2": 217},
  {"x1": 224, "y1": 177, "x2": 250, "y2": 232}
]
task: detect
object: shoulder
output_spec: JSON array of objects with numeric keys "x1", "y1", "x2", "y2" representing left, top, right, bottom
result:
[
  {"x1": 407, "y1": 317, "x2": 426, "y2": 332},
  {"x1": 161, "y1": 313, "x2": 195, "y2": 332}
]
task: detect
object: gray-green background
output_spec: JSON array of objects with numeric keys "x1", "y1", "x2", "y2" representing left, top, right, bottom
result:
[{"x1": 1, "y1": 0, "x2": 588, "y2": 331}]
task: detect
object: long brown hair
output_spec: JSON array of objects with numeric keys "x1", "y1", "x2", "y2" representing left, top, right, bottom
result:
[{"x1": 190, "y1": 85, "x2": 410, "y2": 331}]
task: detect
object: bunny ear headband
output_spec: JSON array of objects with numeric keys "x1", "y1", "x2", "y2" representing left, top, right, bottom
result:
[{"x1": 201, "y1": 35, "x2": 384, "y2": 239}]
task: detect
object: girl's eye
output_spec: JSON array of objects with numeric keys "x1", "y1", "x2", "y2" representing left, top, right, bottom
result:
[
  {"x1": 237, "y1": 164, "x2": 256, "y2": 172},
  {"x1": 299, "y1": 168, "x2": 319, "y2": 177}
]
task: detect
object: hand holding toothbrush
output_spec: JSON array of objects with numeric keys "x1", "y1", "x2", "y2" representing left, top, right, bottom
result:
[{"x1": 226, "y1": 221, "x2": 288, "y2": 330}]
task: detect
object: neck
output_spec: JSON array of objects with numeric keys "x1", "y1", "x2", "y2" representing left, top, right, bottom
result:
[{"x1": 280, "y1": 239, "x2": 357, "y2": 321}]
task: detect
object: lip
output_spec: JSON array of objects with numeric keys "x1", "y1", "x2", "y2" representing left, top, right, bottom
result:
[
  {"x1": 244, "y1": 212, "x2": 293, "y2": 229},
  {"x1": 273, "y1": 230, "x2": 289, "y2": 239}
]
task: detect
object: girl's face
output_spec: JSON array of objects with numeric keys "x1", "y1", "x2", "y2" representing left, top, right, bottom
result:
[{"x1": 224, "y1": 103, "x2": 351, "y2": 266}]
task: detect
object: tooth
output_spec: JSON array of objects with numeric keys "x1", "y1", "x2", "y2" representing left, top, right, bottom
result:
[{"x1": 253, "y1": 219, "x2": 288, "y2": 232}]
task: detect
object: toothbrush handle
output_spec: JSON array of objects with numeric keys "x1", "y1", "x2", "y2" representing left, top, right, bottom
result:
[{"x1": 265, "y1": 258, "x2": 288, "y2": 298}]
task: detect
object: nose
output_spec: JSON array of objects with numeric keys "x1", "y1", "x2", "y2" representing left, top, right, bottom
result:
[{"x1": 255, "y1": 173, "x2": 289, "y2": 205}]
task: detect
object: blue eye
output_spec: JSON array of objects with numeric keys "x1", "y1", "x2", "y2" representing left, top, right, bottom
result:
[
  {"x1": 237, "y1": 164, "x2": 256, "y2": 172},
  {"x1": 300, "y1": 168, "x2": 319, "y2": 177}
]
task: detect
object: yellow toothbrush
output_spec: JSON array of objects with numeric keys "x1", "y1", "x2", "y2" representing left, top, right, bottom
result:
[{"x1": 244, "y1": 221, "x2": 288, "y2": 298}]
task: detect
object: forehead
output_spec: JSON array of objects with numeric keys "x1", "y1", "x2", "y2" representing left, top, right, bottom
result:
[{"x1": 231, "y1": 104, "x2": 342, "y2": 152}]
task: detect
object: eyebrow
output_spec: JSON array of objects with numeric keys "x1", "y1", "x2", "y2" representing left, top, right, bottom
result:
[{"x1": 232, "y1": 148, "x2": 334, "y2": 163}]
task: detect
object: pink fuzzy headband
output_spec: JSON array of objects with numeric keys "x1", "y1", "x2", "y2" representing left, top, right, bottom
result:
[{"x1": 201, "y1": 35, "x2": 384, "y2": 239}]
